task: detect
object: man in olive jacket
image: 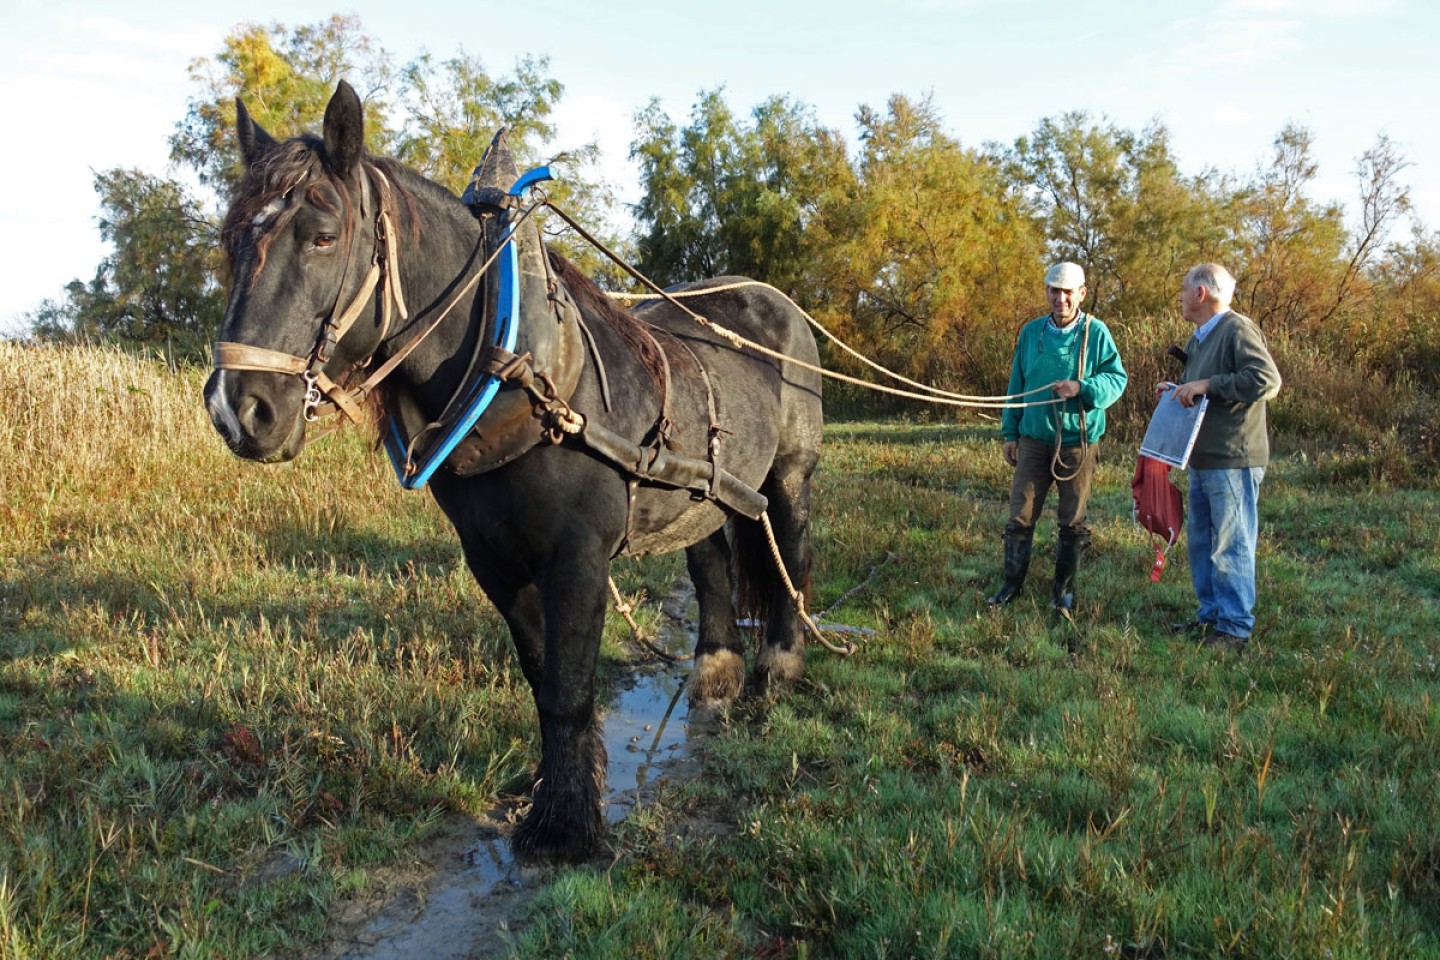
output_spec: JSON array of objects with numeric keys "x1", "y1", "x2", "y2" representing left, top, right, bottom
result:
[
  {"x1": 987, "y1": 261, "x2": 1128, "y2": 614},
  {"x1": 1164, "y1": 263, "x2": 1282, "y2": 650}
]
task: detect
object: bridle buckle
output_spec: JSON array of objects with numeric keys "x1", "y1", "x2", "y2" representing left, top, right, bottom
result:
[{"x1": 302, "y1": 370, "x2": 322, "y2": 421}]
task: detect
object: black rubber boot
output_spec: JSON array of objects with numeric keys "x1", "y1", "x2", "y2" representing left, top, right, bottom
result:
[
  {"x1": 1050, "y1": 532, "x2": 1086, "y2": 615},
  {"x1": 986, "y1": 534, "x2": 1033, "y2": 607}
]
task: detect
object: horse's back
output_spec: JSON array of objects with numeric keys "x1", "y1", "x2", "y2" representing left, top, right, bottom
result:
[
  {"x1": 636, "y1": 276, "x2": 822, "y2": 438},
  {"x1": 637, "y1": 277, "x2": 819, "y2": 367}
]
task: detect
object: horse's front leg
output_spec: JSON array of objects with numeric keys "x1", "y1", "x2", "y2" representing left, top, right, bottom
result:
[
  {"x1": 456, "y1": 539, "x2": 545, "y2": 694},
  {"x1": 510, "y1": 540, "x2": 610, "y2": 862}
]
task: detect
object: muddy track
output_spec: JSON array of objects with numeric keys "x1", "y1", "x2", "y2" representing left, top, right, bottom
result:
[{"x1": 304, "y1": 577, "x2": 713, "y2": 959}]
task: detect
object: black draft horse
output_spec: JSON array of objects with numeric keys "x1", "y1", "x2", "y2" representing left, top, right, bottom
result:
[{"x1": 203, "y1": 81, "x2": 822, "y2": 862}]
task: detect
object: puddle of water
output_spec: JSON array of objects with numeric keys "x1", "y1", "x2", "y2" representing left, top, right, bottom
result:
[
  {"x1": 605, "y1": 575, "x2": 699, "y2": 823},
  {"x1": 603, "y1": 668, "x2": 691, "y2": 823},
  {"x1": 444, "y1": 659, "x2": 696, "y2": 892}
]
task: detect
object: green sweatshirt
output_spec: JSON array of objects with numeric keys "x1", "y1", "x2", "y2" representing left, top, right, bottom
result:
[
  {"x1": 1182, "y1": 310, "x2": 1282, "y2": 469},
  {"x1": 1001, "y1": 313, "x2": 1128, "y2": 446}
]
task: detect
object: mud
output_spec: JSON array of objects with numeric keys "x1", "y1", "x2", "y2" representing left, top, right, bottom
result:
[{"x1": 308, "y1": 577, "x2": 710, "y2": 960}]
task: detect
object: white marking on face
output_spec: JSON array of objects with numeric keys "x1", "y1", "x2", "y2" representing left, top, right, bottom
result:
[
  {"x1": 207, "y1": 369, "x2": 244, "y2": 442},
  {"x1": 251, "y1": 195, "x2": 287, "y2": 229}
]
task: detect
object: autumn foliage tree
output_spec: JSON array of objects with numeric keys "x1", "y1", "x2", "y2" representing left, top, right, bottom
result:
[
  {"x1": 807, "y1": 94, "x2": 1043, "y2": 391},
  {"x1": 24, "y1": 15, "x2": 1440, "y2": 445},
  {"x1": 29, "y1": 15, "x2": 616, "y2": 353}
]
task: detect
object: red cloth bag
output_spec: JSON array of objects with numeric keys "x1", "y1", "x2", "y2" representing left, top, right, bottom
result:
[{"x1": 1132, "y1": 455, "x2": 1185, "y2": 582}]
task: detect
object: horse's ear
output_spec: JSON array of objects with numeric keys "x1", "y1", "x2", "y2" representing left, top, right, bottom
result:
[
  {"x1": 235, "y1": 98, "x2": 277, "y2": 167},
  {"x1": 322, "y1": 80, "x2": 365, "y2": 180}
]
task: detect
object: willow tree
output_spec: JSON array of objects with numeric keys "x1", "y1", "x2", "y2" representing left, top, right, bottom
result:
[
  {"x1": 1226, "y1": 124, "x2": 1348, "y2": 336},
  {"x1": 630, "y1": 90, "x2": 852, "y2": 295},
  {"x1": 809, "y1": 93, "x2": 1044, "y2": 392},
  {"x1": 1007, "y1": 112, "x2": 1226, "y2": 320}
]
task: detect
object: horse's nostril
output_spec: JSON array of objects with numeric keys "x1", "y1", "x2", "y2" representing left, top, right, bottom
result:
[{"x1": 237, "y1": 393, "x2": 276, "y2": 436}]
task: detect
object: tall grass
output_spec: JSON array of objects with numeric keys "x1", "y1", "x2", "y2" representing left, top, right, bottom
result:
[
  {"x1": 3, "y1": 341, "x2": 1439, "y2": 957},
  {"x1": 1, "y1": 343, "x2": 541, "y2": 957}
]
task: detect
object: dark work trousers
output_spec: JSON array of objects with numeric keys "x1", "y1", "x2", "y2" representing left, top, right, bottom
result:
[{"x1": 1003, "y1": 436, "x2": 1099, "y2": 539}]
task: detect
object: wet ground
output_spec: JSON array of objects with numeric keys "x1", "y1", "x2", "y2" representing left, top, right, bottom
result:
[{"x1": 310, "y1": 578, "x2": 709, "y2": 960}]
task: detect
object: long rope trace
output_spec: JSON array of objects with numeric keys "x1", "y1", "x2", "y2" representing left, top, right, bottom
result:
[
  {"x1": 541, "y1": 198, "x2": 1065, "y2": 413},
  {"x1": 759, "y1": 512, "x2": 858, "y2": 656},
  {"x1": 531, "y1": 192, "x2": 1076, "y2": 663}
]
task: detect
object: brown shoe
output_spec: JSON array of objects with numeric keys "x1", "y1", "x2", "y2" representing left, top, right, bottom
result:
[
  {"x1": 1168, "y1": 619, "x2": 1213, "y2": 635},
  {"x1": 1201, "y1": 631, "x2": 1248, "y2": 652}
]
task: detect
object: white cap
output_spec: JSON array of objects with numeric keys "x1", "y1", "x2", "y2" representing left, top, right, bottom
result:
[{"x1": 1044, "y1": 261, "x2": 1086, "y2": 290}]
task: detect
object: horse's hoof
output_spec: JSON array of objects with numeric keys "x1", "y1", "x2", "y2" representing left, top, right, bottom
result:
[
  {"x1": 511, "y1": 816, "x2": 604, "y2": 865},
  {"x1": 755, "y1": 645, "x2": 805, "y2": 691},
  {"x1": 688, "y1": 648, "x2": 746, "y2": 707}
]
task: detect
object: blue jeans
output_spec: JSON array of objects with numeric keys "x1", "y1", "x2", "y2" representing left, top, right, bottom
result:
[{"x1": 1187, "y1": 467, "x2": 1265, "y2": 638}]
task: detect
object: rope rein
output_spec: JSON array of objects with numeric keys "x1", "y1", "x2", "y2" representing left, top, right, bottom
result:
[
  {"x1": 758, "y1": 512, "x2": 857, "y2": 656},
  {"x1": 541, "y1": 199, "x2": 1064, "y2": 412}
]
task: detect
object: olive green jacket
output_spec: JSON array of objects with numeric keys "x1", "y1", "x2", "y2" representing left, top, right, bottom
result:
[{"x1": 1182, "y1": 311, "x2": 1282, "y2": 469}]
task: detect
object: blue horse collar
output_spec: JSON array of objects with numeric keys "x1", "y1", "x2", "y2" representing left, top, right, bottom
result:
[{"x1": 383, "y1": 165, "x2": 555, "y2": 489}]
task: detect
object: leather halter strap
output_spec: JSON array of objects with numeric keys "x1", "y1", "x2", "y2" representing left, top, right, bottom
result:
[
  {"x1": 212, "y1": 166, "x2": 409, "y2": 424},
  {"x1": 212, "y1": 342, "x2": 308, "y2": 376}
]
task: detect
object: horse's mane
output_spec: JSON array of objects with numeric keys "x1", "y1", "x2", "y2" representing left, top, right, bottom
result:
[
  {"x1": 546, "y1": 251, "x2": 667, "y2": 387},
  {"x1": 221, "y1": 134, "x2": 664, "y2": 389},
  {"x1": 220, "y1": 136, "x2": 417, "y2": 279}
]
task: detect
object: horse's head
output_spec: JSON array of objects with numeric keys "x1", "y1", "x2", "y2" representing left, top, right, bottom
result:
[{"x1": 204, "y1": 80, "x2": 396, "y2": 462}]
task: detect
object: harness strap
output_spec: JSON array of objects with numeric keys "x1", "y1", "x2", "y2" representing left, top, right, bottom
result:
[
  {"x1": 311, "y1": 172, "x2": 368, "y2": 367},
  {"x1": 643, "y1": 325, "x2": 676, "y2": 446},
  {"x1": 373, "y1": 173, "x2": 409, "y2": 323},
  {"x1": 542, "y1": 258, "x2": 609, "y2": 413},
  {"x1": 575, "y1": 417, "x2": 768, "y2": 520},
  {"x1": 474, "y1": 343, "x2": 766, "y2": 519},
  {"x1": 572, "y1": 310, "x2": 612, "y2": 413},
  {"x1": 322, "y1": 261, "x2": 382, "y2": 353},
  {"x1": 615, "y1": 477, "x2": 640, "y2": 558},
  {"x1": 669, "y1": 334, "x2": 726, "y2": 501},
  {"x1": 312, "y1": 369, "x2": 367, "y2": 423},
  {"x1": 213, "y1": 342, "x2": 308, "y2": 376}
]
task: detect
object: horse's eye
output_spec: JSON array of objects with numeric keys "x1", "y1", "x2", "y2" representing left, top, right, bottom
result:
[{"x1": 313, "y1": 234, "x2": 338, "y2": 250}]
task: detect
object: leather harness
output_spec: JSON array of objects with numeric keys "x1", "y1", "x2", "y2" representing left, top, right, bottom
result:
[{"x1": 211, "y1": 155, "x2": 767, "y2": 533}]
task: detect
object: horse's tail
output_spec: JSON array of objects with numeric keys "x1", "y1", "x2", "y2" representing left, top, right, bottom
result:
[
  {"x1": 730, "y1": 515, "x2": 775, "y2": 624},
  {"x1": 731, "y1": 512, "x2": 811, "y2": 624}
]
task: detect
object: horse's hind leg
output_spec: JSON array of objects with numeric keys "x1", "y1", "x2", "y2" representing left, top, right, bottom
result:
[
  {"x1": 753, "y1": 466, "x2": 814, "y2": 695},
  {"x1": 686, "y1": 528, "x2": 747, "y2": 707}
]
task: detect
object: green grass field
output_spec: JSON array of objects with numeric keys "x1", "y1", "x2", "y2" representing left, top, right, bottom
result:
[{"x1": 3, "y1": 342, "x2": 1438, "y2": 958}]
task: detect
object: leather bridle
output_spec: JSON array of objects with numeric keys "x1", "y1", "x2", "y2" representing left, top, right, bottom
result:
[{"x1": 211, "y1": 165, "x2": 410, "y2": 424}]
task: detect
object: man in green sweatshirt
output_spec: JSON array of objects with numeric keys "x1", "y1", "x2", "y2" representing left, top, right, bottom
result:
[
  {"x1": 987, "y1": 262, "x2": 1128, "y2": 614},
  {"x1": 1163, "y1": 263, "x2": 1282, "y2": 651}
]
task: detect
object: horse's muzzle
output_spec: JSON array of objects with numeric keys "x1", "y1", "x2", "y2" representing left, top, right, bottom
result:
[{"x1": 204, "y1": 368, "x2": 307, "y2": 462}]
